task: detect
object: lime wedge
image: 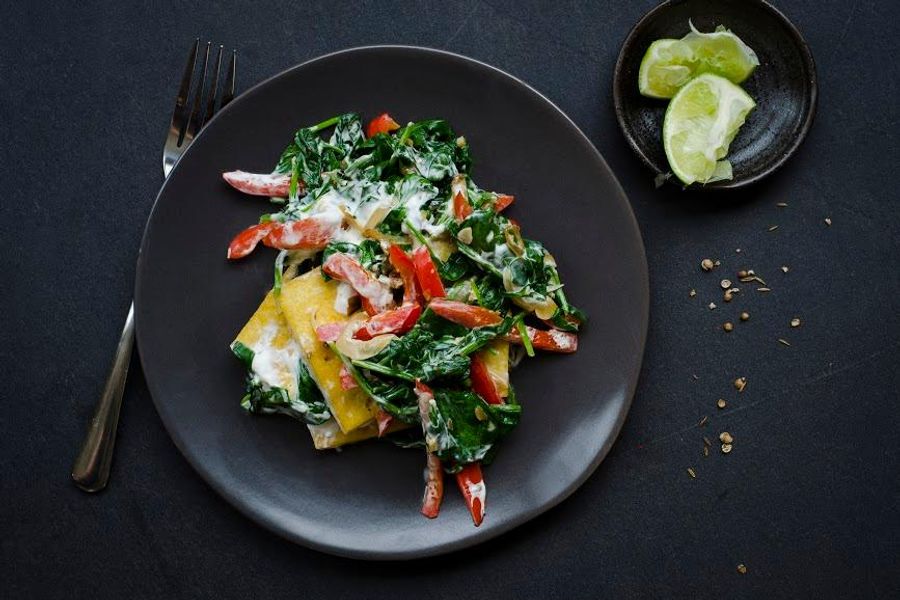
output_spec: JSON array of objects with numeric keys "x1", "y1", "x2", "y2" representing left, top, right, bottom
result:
[
  {"x1": 638, "y1": 22, "x2": 759, "y2": 99},
  {"x1": 663, "y1": 73, "x2": 755, "y2": 185},
  {"x1": 682, "y1": 22, "x2": 759, "y2": 84},
  {"x1": 638, "y1": 39, "x2": 695, "y2": 99}
]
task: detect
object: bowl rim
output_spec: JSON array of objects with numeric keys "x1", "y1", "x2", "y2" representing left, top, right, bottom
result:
[{"x1": 612, "y1": 0, "x2": 818, "y2": 190}]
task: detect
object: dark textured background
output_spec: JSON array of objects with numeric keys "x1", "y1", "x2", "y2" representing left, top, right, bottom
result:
[{"x1": 2, "y1": 1, "x2": 898, "y2": 598}]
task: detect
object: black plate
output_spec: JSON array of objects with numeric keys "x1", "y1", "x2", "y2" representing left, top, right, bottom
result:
[
  {"x1": 613, "y1": 0, "x2": 817, "y2": 189},
  {"x1": 135, "y1": 46, "x2": 648, "y2": 559}
]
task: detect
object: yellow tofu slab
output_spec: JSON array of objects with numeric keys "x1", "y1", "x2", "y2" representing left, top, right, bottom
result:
[
  {"x1": 478, "y1": 340, "x2": 510, "y2": 397},
  {"x1": 233, "y1": 290, "x2": 299, "y2": 399},
  {"x1": 277, "y1": 268, "x2": 376, "y2": 433},
  {"x1": 308, "y1": 418, "x2": 410, "y2": 450}
]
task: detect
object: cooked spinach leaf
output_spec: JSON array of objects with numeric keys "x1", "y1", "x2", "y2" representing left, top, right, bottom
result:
[
  {"x1": 231, "y1": 342, "x2": 332, "y2": 425},
  {"x1": 354, "y1": 309, "x2": 513, "y2": 383},
  {"x1": 328, "y1": 344, "x2": 419, "y2": 422},
  {"x1": 321, "y1": 239, "x2": 386, "y2": 275},
  {"x1": 275, "y1": 113, "x2": 357, "y2": 188},
  {"x1": 427, "y1": 389, "x2": 521, "y2": 467}
]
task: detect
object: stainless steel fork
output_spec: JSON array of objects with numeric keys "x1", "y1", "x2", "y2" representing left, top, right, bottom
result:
[{"x1": 72, "y1": 40, "x2": 237, "y2": 492}]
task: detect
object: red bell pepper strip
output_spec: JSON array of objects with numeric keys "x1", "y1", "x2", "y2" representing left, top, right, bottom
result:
[
  {"x1": 315, "y1": 323, "x2": 343, "y2": 343},
  {"x1": 226, "y1": 223, "x2": 276, "y2": 259},
  {"x1": 428, "y1": 298, "x2": 503, "y2": 328},
  {"x1": 222, "y1": 171, "x2": 294, "y2": 197},
  {"x1": 493, "y1": 194, "x2": 514, "y2": 212},
  {"x1": 455, "y1": 462, "x2": 486, "y2": 527},
  {"x1": 414, "y1": 380, "x2": 444, "y2": 518},
  {"x1": 262, "y1": 215, "x2": 339, "y2": 251},
  {"x1": 375, "y1": 408, "x2": 393, "y2": 437},
  {"x1": 412, "y1": 246, "x2": 446, "y2": 301},
  {"x1": 388, "y1": 244, "x2": 422, "y2": 305},
  {"x1": 451, "y1": 175, "x2": 472, "y2": 221},
  {"x1": 469, "y1": 354, "x2": 503, "y2": 405},
  {"x1": 353, "y1": 303, "x2": 422, "y2": 340},
  {"x1": 322, "y1": 253, "x2": 395, "y2": 314},
  {"x1": 453, "y1": 191, "x2": 473, "y2": 221},
  {"x1": 359, "y1": 297, "x2": 378, "y2": 317},
  {"x1": 339, "y1": 364, "x2": 358, "y2": 390},
  {"x1": 366, "y1": 113, "x2": 401, "y2": 138},
  {"x1": 422, "y1": 453, "x2": 444, "y2": 519},
  {"x1": 504, "y1": 326, "x2": 578, "y2": 353}
]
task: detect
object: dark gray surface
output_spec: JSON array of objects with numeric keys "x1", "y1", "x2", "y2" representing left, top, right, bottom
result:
[
  {"x1": 2, "y1": 0, "x2": 898, "y2": 597},
  {"x1": 613, "y1": 0, "x2": 817, "y2": 188},
  {"x1": 133, "y1": 46, "x2": 648, "y2": 559}
]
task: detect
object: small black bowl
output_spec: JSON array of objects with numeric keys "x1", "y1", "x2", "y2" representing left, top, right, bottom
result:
[{"x1": 613, "y1": 0, "x2": 817, "y2": 189}]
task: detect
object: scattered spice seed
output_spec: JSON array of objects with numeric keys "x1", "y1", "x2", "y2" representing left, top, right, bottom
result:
[
  {"x1": 737, "y1": 564, "x2": 748, "y2": 574},
  {"x1": 703, "y1": 446, "x2": 709, "y2": 457},
  {"x1": 734, "y1": 377, "x2": 747, "y2": 392},
  {"x1": 768, "y1": 225, "x2": 779, "y2": 232},
  {"x1": 777, "y1": 202, "x2": 788, "y2": 207},
  {"x1": 687, "y1": 467, "x2": 697, "y2": 479},
  {"x1": 701, "y1": 258, "x2": 714, "y2": 271},
  {"x1": 737, "y1": 269, "x2": 749, "y2": 278},
  {"x1": 723, "y1": 322, "x2": 734, "y2": 332},
  {"x1": 703, "y1": 436, "x2": 713, "y2": 447},
  {"x1": 722, "y1": 443, "x2": 733, "y2": 454},
  {"x1": 714, "y1": 260, "x2": 721, "y2": 266},
  {"x1": 698, "y1": 415, "x2": 709, "y2": 427},
  {"x1": 778, "y1": 338, "x2": 791, "y2": 346},
  {"x1": 719, "y1": 431, "x2": 734, "y2": 444},
  {"x1": 720, "y1": 279, "x2": 732, "y2": 289},
  {"x1": 474, "y1": 406, "x2": 488, "y2": 421},
  {"x1": 709, "y1": 302, "x2": 717, "y2": 310},
  {"x1": 825, "y1": 217, "x2": 832, "y2": 226},
  {"x1": 736, "y1": 248, "x2": 742, "y2": 253},
  {"x1": 781, "y1": 265, "x2": 789, "y2": 273},
  {"x1": 740, "y1": 312, "x2": 750, "y2": 321},
  {"x1": 724, "y1": 291, "x2": 733, "y2": 302},
  {"x1": 717, "y1": 398, "x2": 727, "y2": 409},
  {"x1": 689, "y1": 288, "x2": 696, "y2": 297},
  {"x1": 757, "y1": 287, "x2": 771, "y2": 292},
  {"x1": 791, "y1": 318, "x2": 801, "y2": 327}
]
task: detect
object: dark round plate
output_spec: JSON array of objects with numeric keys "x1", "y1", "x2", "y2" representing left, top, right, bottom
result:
[
  {"x1": 135, "y1": 46, "x2": 648, "y2": 559},
  {"x1": 613, "y1": 0, "x2": 817, "y2": 189}
]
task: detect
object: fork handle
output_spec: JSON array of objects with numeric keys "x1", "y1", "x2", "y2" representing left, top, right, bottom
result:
[{"x1": 72, "y1": 303, "x2": 135, "y2": 492}]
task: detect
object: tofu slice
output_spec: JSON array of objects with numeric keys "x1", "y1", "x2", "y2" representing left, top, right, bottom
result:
[
  {"x1": 277, "y1": 268, "x2": 376, "y2": 433},
  {"x1": 478, "y1": 340, "x2": 510, "y2": 397},
  {"x1": 308, "y1": 418, "x2": 408, "y2": 450},
  {"x1": 234, "y1": 286, "x2": 387, "y2": 448},
  {"x1": 233, "y1": 290, "x2": 301, "y2": 399}
]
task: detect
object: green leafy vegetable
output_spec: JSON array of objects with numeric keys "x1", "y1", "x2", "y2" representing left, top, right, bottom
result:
[
  {"x1": 231, "y1": 342, "x2": 331, "y2": 425},
  {"x1": 355, "y1": 309, "x2": 513, "y2": 384},
  {"x1": 427, "y1": 389, "x2": 521, "y2": 466},
  {"x1": 321, "y1": 239, "x2": 386, "y2": 275}
]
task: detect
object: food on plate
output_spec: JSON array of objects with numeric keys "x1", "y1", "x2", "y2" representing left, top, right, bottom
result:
[
  {"x1": 225, "y1": 112, "x2": 585, "y2": 525},
  {"x1": 639, "y1": 22, "x2": 758, "y2": 185}
]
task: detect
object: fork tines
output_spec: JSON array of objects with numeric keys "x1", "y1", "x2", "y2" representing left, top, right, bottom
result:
[{"x1": 173, "y1": 39, "x2": 236, "y2": 147}]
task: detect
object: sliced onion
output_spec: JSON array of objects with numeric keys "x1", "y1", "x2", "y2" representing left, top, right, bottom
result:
[{"x1": 335, "y1": 312, "x2": 397, "y2": 360}]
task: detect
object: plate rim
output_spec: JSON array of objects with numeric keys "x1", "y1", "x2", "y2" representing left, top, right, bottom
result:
[
  {"x1": 135, "y1": 44, "x2": 649, "y2": 560},
  {"x1": 611, "y1": 0, "x2": 818, "y2": 190}
]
